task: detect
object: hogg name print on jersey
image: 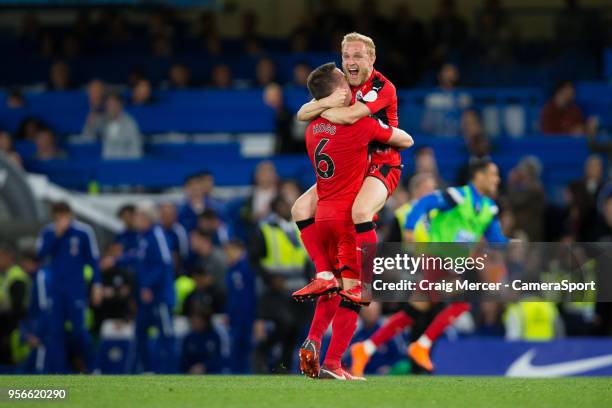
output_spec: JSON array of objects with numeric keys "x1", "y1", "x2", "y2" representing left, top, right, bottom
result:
[{"x1": 305, "y1": 116, "x2": 392, "y2": 220}]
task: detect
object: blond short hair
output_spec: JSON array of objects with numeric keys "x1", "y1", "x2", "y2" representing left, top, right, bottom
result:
[{"x1": 341, "y1": 32, "x2": 376, "y2": 57}]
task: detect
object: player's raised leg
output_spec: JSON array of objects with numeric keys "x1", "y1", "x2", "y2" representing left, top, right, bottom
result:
[
  {"x1": 350, "y1": 303, "x2": 427, "y2": 376},
  {"x1": 408, "y1": 302, "x2": 471, "y2": 372},
  {"x1": 292, "y1": 186, "x2": 340, "y2": 300}
]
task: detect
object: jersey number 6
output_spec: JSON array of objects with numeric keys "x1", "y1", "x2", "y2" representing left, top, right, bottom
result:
[{"x1": 315, "y1": 138, "x2": 335, "y2": 179}]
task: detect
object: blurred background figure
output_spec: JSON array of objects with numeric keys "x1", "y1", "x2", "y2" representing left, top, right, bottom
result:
[
  {"x1": 100, "y1": 93, "x2": 142, "y2": 159},
  {"x1": 250, "y1": 196, "x2": 309, "y2": 373},
  {"x1": 131, "y1": 203, "x2": 175, "y2": 374},
  {"x1": 36, "y1": 202, "x2": 102, "y2": 373}
]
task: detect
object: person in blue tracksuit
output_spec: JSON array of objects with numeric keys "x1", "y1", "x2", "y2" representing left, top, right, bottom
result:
[
  {"x1": 223, "y1": 239, "x2": 255, "y2": 374},
  {"x1": 180, "y1": 307, "x2": 224, "y2": 374},
  {"x1": 19, "y1": 265, "x2": 52, "y2": 374},
  {"x1": 114, "y1": 204, "x2": 140, "y2": 276},
  {"x1": 36, "y1": 201, "x2": 102, "y2": 373},
  {"x1": 131, "y1": 203, "x2": 176, "y2": 373},
  {"x1": 178, "y1": 172, "x2": 224, "y2": 232},
  {"x1": 159, "y1": 202, "x2": 190, "y2": 275}
]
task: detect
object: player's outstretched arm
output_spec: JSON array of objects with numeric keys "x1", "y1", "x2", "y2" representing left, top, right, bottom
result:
[
  {"x1": 296, "y1": 89, "x2": 348, "y2": 122},
  {"x1": 321, "y1": 102, "x2": 370, "y2": 125},
  {"x1": 386, "y1": 127, "x2": 414, "y2": 150}
]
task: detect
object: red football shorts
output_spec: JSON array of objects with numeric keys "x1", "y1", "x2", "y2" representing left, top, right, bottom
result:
[
  {"x1": 315, "y1": 219, "x2": 359, "y2": 280},
  {"x1": 367, "y1": 162, "x2": 402, "y2": 197}
]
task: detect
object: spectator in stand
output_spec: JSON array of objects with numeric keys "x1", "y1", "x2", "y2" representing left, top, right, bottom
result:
[
  {"x1": 290, "y1": 62, "x2": 311, "y2": 88},
  {"x1": 34, "y1": 127, "x2": 66, "y2": 160},
  {"x1": 131, "y1": 78, "x2": 155, "y2": 106},
  {"x1": 240, "y1": 161, "x2": 279, "y2": 226},
  {"x1": 100, "y1": 93, "x2": 143, "y2": 159},
  {"x1": 540, "y1": 81, "x2": 591, "y2": 136},
  {"x1": 166, "y1": 63, "x2": 191, "y2": 89},
  {"x1": 47, "y1": 60, "x2": 73, "y2": 91},
  {"x1": 506, "y1": 156, "x2": 546, "y2": 241},
  {"x1": 16, "y1": 117, "x2": 45, "y2": 140},
  {"x1": 81, "y1": 79, "x2": 107, "y2": 140},
  {"x1": 456, "y1": 110, "x2": 492, "y2": 184},
  {"x1": 386, "y1": 173, "x2": 437, "y2": 242},
  {"x1": 178, "y1": 171, "x2": 221, "y2": 232},
  {"x1": 567, "y1": 155, "x2": 605, "y2": 241},
  {"x1": 127, "y1": 67, "x2": 147, "y2": 89},
  {"x1": 422, "y1": 63, "x2": 472, "y2": 136},
  {"x1": 182, "y1": 266, "x2": 224, "y2": 317},
  {"x1": 187, "y1": 230, "x2": 227, "y2": 292},
  {"x1": 180, "y1": 305, "x2": 224, "y2": 374},
  {"x1": 263, "y1": 83, "x2": 303, "y2": 154},
  {"x1": 404, "y1": 146, "x2": 446, "y2": 189},
  {"x1": 255, "y1": 57, "x2": 277, "y2": 87},
  {"x1": 430, "y1": 0, "x2": 468, "y2": 63},
  {"x1": 159, "y1": 202, "x2": 190, "y2": 275},
  {"x1": 197, "y1": 209, "x2": 231, "y2": 247},
  {"x1": 0, "y1": 243, "x2": 29, "y2": 367},
  {"x1": 279, "y1": 179, "x2": 302, "y2": 206},
  {"x1": 0, "y1": 131, "x2": 23, "y2": 168},
  {"x1": 224, "y1": 239, "x2": 255, "y2": 373},
  {"x1": 210, "y1": 64, "x2": 233, "y2": 89},
  {"x1": 6, "y1": 89, "x2": 25, "y2": 109}
]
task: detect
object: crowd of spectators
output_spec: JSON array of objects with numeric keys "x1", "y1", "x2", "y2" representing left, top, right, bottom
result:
[
  {"x1": 2, "y1": 149, "x2": 612, "y2": 374},
  {"x1": 0, "y1": 0, "x2": 609, "y2": 164}
]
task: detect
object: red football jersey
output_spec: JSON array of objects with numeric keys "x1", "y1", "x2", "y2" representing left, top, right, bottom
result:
[
  {"x1": 351, "y1": 69, "x2": 401, "y2": 166},
  {"x1": 351, "y1": 69, "x2": 398, "y2": 127},
  {"x1": 306, "y1": 116, "x2": 393, "y2": 221}
]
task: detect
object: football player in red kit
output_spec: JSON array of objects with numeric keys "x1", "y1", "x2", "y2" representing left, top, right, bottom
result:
[
  {"x1": 299, "y1": 63, "x2": 413, "y2": 380},
  {"x1": 292, "y1": 32, "x2": 401, "y2": 303}
]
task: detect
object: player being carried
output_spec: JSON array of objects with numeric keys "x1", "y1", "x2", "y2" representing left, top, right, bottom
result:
[
  {"x1": 292, "y1": 32, "x2": 401, "y2": 304},
  {"x1": 300, "y1": 62, "x2": 413, "y2": 380}
]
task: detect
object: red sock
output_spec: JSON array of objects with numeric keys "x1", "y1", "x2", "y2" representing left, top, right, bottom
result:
[
  {"x1": 307, "y1": 294, "x2": 341, "y2": 344},
  {"x1": 370, "y1": 311, "x2": 413, "y2": 347},
  {"x1": 323, "y1": 302, "x2": 359, "y2": 370},
  {"x1": 355, "y1": 222, "x2": 377, "y2": 281},
  {"x1": 296, "y1": 218, "x2": 332, "y2": 273},
  {"x1": 424, "y1": 303, "x2": 471, "y2": 342}
]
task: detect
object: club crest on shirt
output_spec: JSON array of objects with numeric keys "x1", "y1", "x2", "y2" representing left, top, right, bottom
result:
[{"x1": 363, "y1": 90, "x2": 378, "y2": 102}]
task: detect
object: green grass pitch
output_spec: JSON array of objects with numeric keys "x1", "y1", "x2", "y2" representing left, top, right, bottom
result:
[{"x1": 1, "y1": 375, "x2": 610, "y2": 408}]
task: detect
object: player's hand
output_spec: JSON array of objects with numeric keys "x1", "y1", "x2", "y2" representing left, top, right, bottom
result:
[
  {"x1": 54, "y1": 214, "x2": 71, "y2": 236},
  {"x1": 404, "y1": 230, "x2": 415, "y2": 243},
  {"x1": 141, "y1": 288, "x2": 153, "y2": 304},
  {"x1": 91, "y1": 284, "x2": 103, "y2": 307},
  {"x1": 321, "y1": 88, "x2": 348, "y2": 108}
]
